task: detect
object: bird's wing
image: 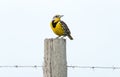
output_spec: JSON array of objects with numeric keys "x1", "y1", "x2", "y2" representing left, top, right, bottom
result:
[{"x1": 60, "y1": 20, "x2": 71, "y2": 35}]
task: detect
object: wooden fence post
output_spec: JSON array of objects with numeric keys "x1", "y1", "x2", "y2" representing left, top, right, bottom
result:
[{"x1": 43, "y1": 38, "x2": 67, "y2": 77}]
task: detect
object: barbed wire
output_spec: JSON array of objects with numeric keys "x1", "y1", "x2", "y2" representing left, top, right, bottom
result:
[
  {"x1": 0, "y1": 65, "x2": 42, "y2": 68},
  {"x1": 0, "y1": 65, "x2": 120, "y2": 70},
  {"x1": 67, "y1": 66, "x2": 120, "y2": 69}
]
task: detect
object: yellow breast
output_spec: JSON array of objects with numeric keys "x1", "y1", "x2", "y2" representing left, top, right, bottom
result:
[{"x1": 50, "y1": 22, "x2": 64, "y2": 36}]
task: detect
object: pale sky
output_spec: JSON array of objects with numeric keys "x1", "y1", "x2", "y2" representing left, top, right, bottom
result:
[{"x1": 0, "y1": 0, "x2": 120, "y2": 77}]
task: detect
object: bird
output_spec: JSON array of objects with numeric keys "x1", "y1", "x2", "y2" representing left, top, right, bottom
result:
[{"x1": 50, "y1": 14, "x2": 73, "y2": 40}]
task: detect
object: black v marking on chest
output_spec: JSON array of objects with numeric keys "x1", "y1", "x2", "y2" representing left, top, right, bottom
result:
[{"x1": 52, "y1": 20, "x2": 58, "y2": 28}]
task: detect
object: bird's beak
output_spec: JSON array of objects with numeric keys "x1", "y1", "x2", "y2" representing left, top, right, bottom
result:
[{"x1": 60, "y1": 15, "x2": 64, "y2": 18}]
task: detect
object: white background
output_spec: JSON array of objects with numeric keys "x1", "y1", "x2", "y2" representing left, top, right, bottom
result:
[{"x1": 0, "y1": 0, "x2": 120, "y2": 77}]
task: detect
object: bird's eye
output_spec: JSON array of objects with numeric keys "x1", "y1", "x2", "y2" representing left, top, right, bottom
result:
[
  {"x1": 55, "y1": 15, "x2": 59, "y2": 18},
  {"x1": 53, "y1": 15, "x2": 59, "y2": 19}
]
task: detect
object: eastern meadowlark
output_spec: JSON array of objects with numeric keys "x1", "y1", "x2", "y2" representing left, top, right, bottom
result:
[{"x1": 50, "y1": 15, "x2": 73, "y2": 40}]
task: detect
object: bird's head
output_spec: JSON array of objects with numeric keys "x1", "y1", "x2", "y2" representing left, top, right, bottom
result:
[{"x1": 53, "y1": 15, "x2": 64, "y2": 22}]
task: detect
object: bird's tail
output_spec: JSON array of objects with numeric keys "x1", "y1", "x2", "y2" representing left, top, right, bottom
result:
[{"x1": 68, "y1": 34, "x2": 73, "y2": 40}]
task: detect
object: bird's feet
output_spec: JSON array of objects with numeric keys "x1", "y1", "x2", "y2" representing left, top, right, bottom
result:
[
  {"x1": 56, "y1": 36, "x2": 65, "y2": 39},
  {"x1": 56, "y1": 36, "x2": 60, "y2": 39}
]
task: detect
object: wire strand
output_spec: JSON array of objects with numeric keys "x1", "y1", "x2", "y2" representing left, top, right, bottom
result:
[
  {"x1": 0, "y1": 65, "x2": 120, "y2": 70},
  {"x1": 67, "y1": 66, "x2": 120, "y2": 69}
]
